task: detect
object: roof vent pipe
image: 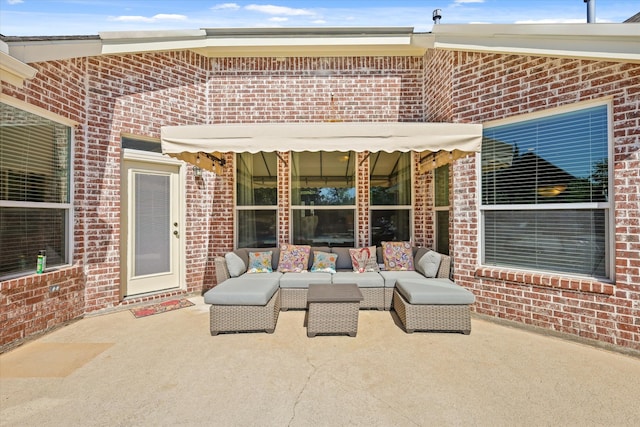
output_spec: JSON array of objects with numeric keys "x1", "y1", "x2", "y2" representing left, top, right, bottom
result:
[
  {"x1": 584, "y1": 0, "x2": 596, "y2": 23},
  {"x1": 433, "y1": 9, "x2": 442, "y2": 24}
]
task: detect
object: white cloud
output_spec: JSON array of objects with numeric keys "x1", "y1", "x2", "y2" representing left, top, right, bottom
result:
[
  {"x1": 211, "y1": 3, "x2": 240, "y2": 11},
  {"x1": 245, "y1": 4, "x2": 314, "y2": 16},
  {"x1": 153, "y1": 14, "x2": 188, "y2": 21},
  {"x1": 269, "y1": 17, "x2": 288, "y2": 22},
  {"x1": 111, "y1": 14, "x2": 188, "y2": 23},
  {"x1": 453, "y1": 0, "x2": 485, "y2": 3},
  {"x1": 7, "y1": 0, "x2": 24, "y2": 4},
  {"x1": 312, "y1": 19, "x2": 327, "y2": 24}
]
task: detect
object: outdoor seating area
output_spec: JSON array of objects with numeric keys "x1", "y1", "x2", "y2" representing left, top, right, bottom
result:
[{"x1": 205, "y1": 243, "x2": 475, "y2": 337}]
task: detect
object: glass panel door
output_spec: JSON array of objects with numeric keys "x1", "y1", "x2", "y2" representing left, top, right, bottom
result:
[{"x1": 123, "y1": 160, "x2": 181, "y2": 296}]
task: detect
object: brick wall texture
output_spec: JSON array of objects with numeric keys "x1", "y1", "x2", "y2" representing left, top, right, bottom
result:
[
  {"x1": 441, "y1": 52, "x2": 640, "y2": 351},
  {"x1": 1, "y1": 47, "x2": 638, "y2": 352}
]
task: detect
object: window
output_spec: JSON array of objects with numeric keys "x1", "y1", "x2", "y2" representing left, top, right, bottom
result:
[
  {"x1": 370, "y1": 152, "x2": 412, "y2": 246},
  {"x1": 434, "y1": 165, "x2": 450, "y2": 255},
  {"x1": 481, "y1": 103, "x2": 611, "y2": 279},
  {"x1": 236, "y1": 152, "x2": 278, "y2": 247},
  {"x1": 0, "y1": 102, "x2": 72, "y2": 278},
  {"x1": 291, "y1": 151, "x2": 355, "y2": 247}
]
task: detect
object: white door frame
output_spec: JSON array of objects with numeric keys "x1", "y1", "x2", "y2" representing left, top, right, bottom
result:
[{"x1": 121, "y1": 149, "x2": 186, "y2": 297}]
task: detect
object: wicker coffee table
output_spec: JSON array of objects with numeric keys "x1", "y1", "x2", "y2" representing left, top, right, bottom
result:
[{"x1": 306, "y1": 283, "x2": 363, "y2": 337}]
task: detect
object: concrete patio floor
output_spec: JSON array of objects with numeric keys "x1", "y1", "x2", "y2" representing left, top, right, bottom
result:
[{"x1": 1, "y1": 296, "x2": 639, "y2": 427}]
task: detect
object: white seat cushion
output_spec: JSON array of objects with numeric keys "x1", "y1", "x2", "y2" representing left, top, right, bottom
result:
[
  {"x1": 396, "y1": 278, "x2": 475, "y2": 305},
  {"x1": 204, "y1": 276, "x2": 280, "y2": 305}
]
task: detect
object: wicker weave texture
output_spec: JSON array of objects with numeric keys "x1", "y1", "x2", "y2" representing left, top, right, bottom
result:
[
  {"x1": 307, "y1": 301, "x2": 360, "y2": 337},
  {"x1": 360, "y1": 287, "x2": 385, "y2": 310},
  {"x1": 209, "y1": 289, "x2": 280, "y2": 335},
  {"x1": 384, "y1": 288, "x2": 394, "y2": 310},
  {"x1": 280, "y1": 288, "x2": 308, "y2": 310},
  {"x1": 282, "y1": 287, "x2": 384, "y2": 310},
  {"x1": 392, "y1": 290, "x2": 471, "y2": 334},
  {"x1": 214, "y1": 256, "x2": 231, "y2": 285}
]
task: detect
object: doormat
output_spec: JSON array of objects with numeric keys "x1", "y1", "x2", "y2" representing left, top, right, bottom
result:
[{"x1": 130, "y1": 299, "x2": 195, "y2": 318}]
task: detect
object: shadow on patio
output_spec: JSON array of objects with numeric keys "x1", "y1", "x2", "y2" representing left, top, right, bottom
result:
[{"x1": 1, "y1": 296, "x2": 639, "y2": 426}]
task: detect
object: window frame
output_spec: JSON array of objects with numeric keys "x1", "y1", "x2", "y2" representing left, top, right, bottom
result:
[
  {"x1": 369, "y1": 151, "x2": 414, "y2": 246},
  {"x1": 234, "y1": 152, "x2": 279, "y2": 248},
  {"x1": 289, "y1": 151, "x2": 357, "y2": 246},
  {"x1": 478, "y1": 99, "x2": 615, "y2": 281},
  {"x1": 433, "y1": 164, "x2": 450, "y2": 255},
  {"x1": 0, "y1": 99, "x2": 75, "y2": 279}
]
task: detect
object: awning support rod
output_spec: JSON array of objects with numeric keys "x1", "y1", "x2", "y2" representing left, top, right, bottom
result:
[{"x1": 198, "y1": 151, "x2": 226, "y2": 167}]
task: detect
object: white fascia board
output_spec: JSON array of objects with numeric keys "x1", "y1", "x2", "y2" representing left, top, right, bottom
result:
[
  {"x1": 99, "y1": 29, "x2": 207, "y2": 40},
  {"x1": 433, "y1": 23, "x2": 639, "y2": 38},
  {"x1": 101, "y1": 33, "x2": 416, "y2": 57},
  {"x1": 433, "y1": 40, "x2": 640, "y2": 63},
  {"x1": 100, "y1": 29, "x2": 208, "y2": 54},
  {"x1": 0, "y1": 51, "x2": 37, "y2": 88},
  {"x1": 431, "y1": 23, "x2": 640, "y2": 63},
  {"x1": 7, "y1": 39, "x2": 102, "y2": 63},
  {"x1": 101, "y1": 38, "x2": 209, "y2": 55},
  {"x1": 202, "y1": 35, "x2": 412, "y2": 48}
]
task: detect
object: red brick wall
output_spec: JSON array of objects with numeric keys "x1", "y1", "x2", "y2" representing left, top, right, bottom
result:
[
  {"x1": 356, "y1": 152, "x2": 370, "y2": 248},
  {"x1": 207, "y1": 56, "x2": 425, "y2": 274},
  {"x1": 2, "y1": 58, "x2": 87, "y2": 351},
  {"x1": 2, "y1": 51, "x2": 214, "y2": 349},
  {"x1": 447, "y1": 51, "x2": 640, "y2": 351},
  {"x1": 4, "y1": 45, "x2": 637, "y2": 354},
  {"x1": 82, "y1": 51, "x2": 211, "y2": 309},
  {"x1": 207, "y1": 57, "x2": 424, "y2": 122},
  {"x1": 0, "y1": 267, "x2": 85, "y2": 349},
  {"x1": 424, "y1": 49, "x2": 454, "y2": 123}
]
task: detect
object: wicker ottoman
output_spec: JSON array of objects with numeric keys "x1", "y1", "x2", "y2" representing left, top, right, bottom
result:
[
  {"x1": 393, "y1": 279, "x2": 475, "y2": 335},
  {"x1": 205, "y1": 279, "x2": 281, "y2": 336},
  {"x1": 307, "y1": 283, "x2": 363, "y2": 337}
]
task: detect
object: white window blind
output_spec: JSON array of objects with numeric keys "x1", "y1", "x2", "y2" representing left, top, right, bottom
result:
[
  {"x1": 0, "y1": 102, "x2": 71, "y2": 278},
  {"x1": 481, "y1": 104, "x2": 610, "y2": 279}
]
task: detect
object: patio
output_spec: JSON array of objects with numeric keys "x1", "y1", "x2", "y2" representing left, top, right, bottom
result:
[{"x1": 1, "y1": 297, "x2": 639, "y2": 426}]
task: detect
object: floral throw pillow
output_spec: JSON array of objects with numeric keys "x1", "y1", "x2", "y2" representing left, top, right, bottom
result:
[
  {"x1": 310, "y1": 251, "x2": 338, "y2": 274},
  {"x1": 277, "y1": 244, "x2": 311, "y2": 273},
  {"x1": 349, "y1": 246, "x2": 380, "y2": 273},
  {"x1": 382, "y1": 241, "x2": 414, "y2": 271},
  {"x1": 247, "y1": 251, "x2": 273, "y2": 274}
]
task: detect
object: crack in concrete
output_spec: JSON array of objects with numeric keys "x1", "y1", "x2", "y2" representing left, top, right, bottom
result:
[{"x1": 287, "y1": 354, "x2": 318, "y2": 426}]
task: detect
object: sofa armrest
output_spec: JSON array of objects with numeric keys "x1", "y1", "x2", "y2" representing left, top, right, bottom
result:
[
  {"x1": 214, "y1": 256, "x2": 231, "y2": 284},
  {"x1": 436, "y1": 254, "x2": 451, "y2": 279}
]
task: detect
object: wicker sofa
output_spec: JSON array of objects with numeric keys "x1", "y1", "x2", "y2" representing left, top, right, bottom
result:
[
  {"x1": 206, "y1": 245, "x2": 475, "y2": 335},
  {"x1": 213, "y1": 247, "x2": 387, "y2": 311}
]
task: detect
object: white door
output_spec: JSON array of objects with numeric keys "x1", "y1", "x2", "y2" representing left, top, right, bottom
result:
[{"x1": 122, "y1": 159, "x2": 182, "y2": 296}]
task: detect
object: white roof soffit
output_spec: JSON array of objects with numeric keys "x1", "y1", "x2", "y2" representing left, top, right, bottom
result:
[
  {"x1": 100, "y1": 27, "x2": 424, "y2": 57},
  {"x1": 5, "y1": 37, "x2": 102, "y2": 63},
  {"x1": 0, "y1": 40, "x2": 37, "y2": 87},
  {"x1": 161, "y1": 122, "x2": 482, "y2": 156},
  {"x1": 100, "y1": 29, "x2": 208, "y2": 54},
  {"x1": 423, "y1": 23, "x2": 640, "y2": 63}
]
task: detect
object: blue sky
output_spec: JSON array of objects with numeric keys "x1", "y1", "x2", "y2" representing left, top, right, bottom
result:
[{"x1": 1, "y1": 0, "x2": 638, "y2": 36}]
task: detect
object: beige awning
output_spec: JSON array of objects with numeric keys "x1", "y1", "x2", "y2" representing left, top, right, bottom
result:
[{"x1": 161, "y1": 122, "x2": 482, "y2": 173}]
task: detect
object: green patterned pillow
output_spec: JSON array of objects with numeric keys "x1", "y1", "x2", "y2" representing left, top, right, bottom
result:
[
  {"x1": 310, "y1": 251, "x2": 338, "y2": 274},
  {"x1": 247, "y1": 251, "x2": 273, "y2": 273}
]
